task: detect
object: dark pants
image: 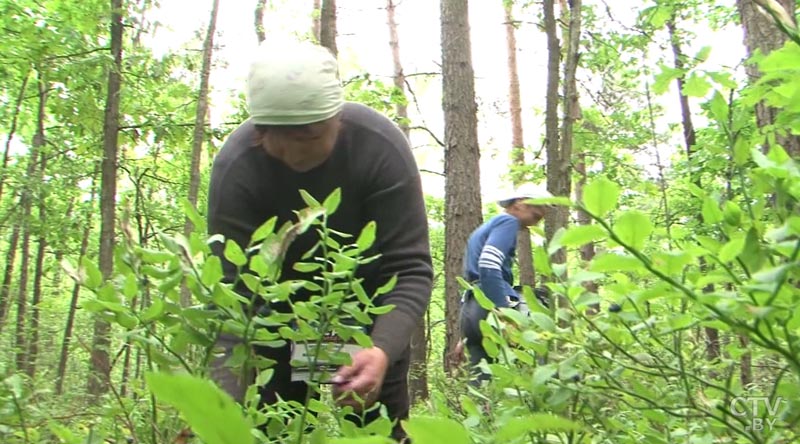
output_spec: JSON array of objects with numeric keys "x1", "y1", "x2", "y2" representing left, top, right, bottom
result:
[
  {"x1": 211, "y1": 334, "x2": 410, "y2": 442},
  {"x1": 459, "y1": 293, "x2": 495, "y2": 386}
]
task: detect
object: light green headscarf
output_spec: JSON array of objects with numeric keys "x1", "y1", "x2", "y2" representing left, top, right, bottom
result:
[{"x1": 246, "y1": 39, "x2": 344, "y2": 125}]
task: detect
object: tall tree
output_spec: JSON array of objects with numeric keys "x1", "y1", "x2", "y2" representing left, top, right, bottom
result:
[
  {"x1": 27, "y1": 154, "x2": 48, "y2": 378},
  {"x1": 666, "y1": 16, "x2": 720, "y2": 362},
  {"x1": 737, "y1": 0, "x2": 800, "y2": 156},
  {"x1": 503, "y1": 1, "x2": 535, "y2": 288},
  {"x1": 182, "y1": 0, "x2": 220, "y2": 307},
  {"x1": 89, "y1": 0, "x2": 124, "y2": 396},
  {"x1": 386, "y1": 0, "x2": 427, "y2": 402},
  {"x1": 56, "y1": 171, "x2": 98, "y2": 395},
  {"x1": 0, "y1": 70, "x2": 30, "y2": 205},
  {"x1": 254, "y1": 0, "x2": 266, "y2": 44},
  {"x1": 14, "y1": 71, "x2": 46, "y2": 375},
  {"x1": 440, "y1": 0, "x2": 482, "y2": 373},
  {"x1": 320, "y1": 0, "x2": 338, "y2": 55}
]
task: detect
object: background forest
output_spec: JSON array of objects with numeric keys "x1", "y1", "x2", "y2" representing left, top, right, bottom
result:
[{"x1": 0, "y1": 0, "x2": 799, "y2": 443}]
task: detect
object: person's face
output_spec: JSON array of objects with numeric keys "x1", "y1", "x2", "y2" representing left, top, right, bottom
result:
[
  {"x1": 511, "y1": 201, "x2": 548, "y2": 227},
  {"x1": 259, "y1": 115, "x2": 341, "y2": 172}
]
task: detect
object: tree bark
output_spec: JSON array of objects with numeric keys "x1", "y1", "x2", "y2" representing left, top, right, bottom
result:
[
  {"x1": 320, "y1": 0, "x2": 338, "y2": 56},
  {"x1": 56, "y1": 168, "x2": 98, "y2": 395},
  {"x1": 504, "y1": 3, "x2": 535, "y2": 289},
  {"x1": 440, "y1": 0, "x2": 482, "y2": 374},
  {"x1": 254, "y1": 0, "x2": 266, "y2": 44},
  {"x1": 0, "y1": 70, "x2": 31, "y2": 206},
  {"x1": 182, "y1": 0, "x2": 220, "y2": 307},
  {"x1": 0, "y1": 226, "x2": 21, "y2": 334},
  {"x1": 543, "y1": 0, "x2": 567, "y2": 273},
  {"x1": 667, "y1": 18, "x2": 720, "y2": 362},
  {"x1": 15, "y1": 70, "x2": 47, "y2": 375},
  {"x1": 89, "y1": 0, "x2": 124, "y2": 396},
  {"x1": 737, "y1": 0, "x2": 799, "y2": 156},
  {"x1": 312, "y1": 0, "x2": 322, "y2": 42},
  {"x1": 27, "y1": 153, "x2": 48, "y2": 378},
  {"x1": 386, "y1": 0, "x2": 427, "y2": 402}
]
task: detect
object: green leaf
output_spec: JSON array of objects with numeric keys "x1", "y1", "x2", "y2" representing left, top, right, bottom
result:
[
  {"x1": 223, "y1": 240, "x2": 247, "y2": 267},
  {"x1": 719, "y1": 237, "x2": 746, "y2": 263},
  {"x1": 529, "y1": 312, "x2": 556, "y2": 333},
  {"x1": 181, "y1": 199, "x2": 206, "y2": 233},
  {"x1": 141, "y1": 298, "x2": 166, "y2": 323},
  {"x1": 683, "y1": 73, "x2": 712, "y2": 97},
  {"x1": 146, "y1": 372, "x2": 253, "y2": 444},
  {"x1": 559, "y1": 224, "x2": 607, "y2": 248},
  {"x1": 590, "y1": 253, "x2": 643, "y2": 273},
  {"x1": 81, "y1": 257, "x2": 103, "y2": 289},
  {"x1": 653, "y1": 63, "x2": 685, "y2": 94},
  {"x1": 695, "y1": 46, "x2": 712, "y2": 63},
  {"x1": 115, "y1": 311, "x2": 138, "y2": 329},
  {"x1": 323, "y1": 188, "x2": 342, "y2": 215},
  {"x1": 201, "y1": 256, "x2": 223, "y2": 287},
  {"x1": 472, "y1": 287, "x2": 495, "y2": 311},
  {"x1": 582, "y1": 177, "x2": 620, "y2": 217},
  {"x1": 496, "y1": 414, "x2": 581, "y2": 440},
  {"x1": 375, "y1": 275, "x2": 397, "y2": 296},
  {"x1": 294, "y1": 262, "x2": 322, "y2": 273},
  {"x1": 356, "y1": 221, "x2": 377, "y2": 252},
  {"x1": 299, "y1": 189, "x2": 321, "y2": 207},
  {"x1": 403, "y1": 416, "x2": 470, "y2": 444},
  {"x1": 251, "y1": 217, "x2": 277, "y2": 244},
  {"x1": 708, "y1": 91, "x2": 729, "y2": 127},
  {"x1": 613, "y1": 210, "x2": 653, "y2": 250},
  {"x1": 701, "y1": 196, "x2": 723, "y2": 224}
]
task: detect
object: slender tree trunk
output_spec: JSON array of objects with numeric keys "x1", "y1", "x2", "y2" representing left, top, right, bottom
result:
[
  {"x1": 667, "y1": 19, "x2": 720, "y2": 362},
  {"x1": 254, "y1": 0, "x2": 266, "y2": 44},
  {"x1": 0, "y1": 70, "x2": 31, "y2": 205},
  {"x1": 440, "y1": 0, "x2": 482, "y2": 374},
  {"x1": 575, "y1": 151, "x2": 598, "y2": 312},
  {"x1": 312, "y1": 0, "x2": 322, "y2": 42},
  {"x1": 182, "y1": 0, "x2": 220, "y2": 307},
  {"x1": 504, "y1": 3, "x2": 535, "y2": 288},
  {"x1": 15, "y1": 70, "x2": 47, "y2": 375},
  {"x1": 737, "y1": 0, "x2": 799, "y2": 156},
  {"x1": 320, "y1": 0, "x2": 338, "y2": 56},
  {"x1": 56, "y1": 169, "x2": 98, "y2": 395},
  {"x1": 543, "y1": 0, "x2": 566, "y2": 273},
  {"x1": 89, "y1": 0, "x2": 124, "y2": 396},
  {"x1": 386, "y1": 0, "x2": 427, "y2": 402},
  {"x1": 0, "y1": 225, "x2": 21, "y2": 334},
  {"x1": 27, "y1": 154, "x2": 48, "y2": 378}
]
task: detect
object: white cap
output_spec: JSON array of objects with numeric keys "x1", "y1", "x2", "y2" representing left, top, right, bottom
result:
[{"x1": 496, "y1": 184, "x2": 553, "y2": 208}]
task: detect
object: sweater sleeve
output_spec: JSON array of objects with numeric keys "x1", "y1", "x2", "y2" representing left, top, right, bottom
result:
[
  {"x1": 478, "y1": 216, "x2": 519, "y2": 308},
  {"x1": 361, "y1": 135, "x2": 433, "y2": 364}
]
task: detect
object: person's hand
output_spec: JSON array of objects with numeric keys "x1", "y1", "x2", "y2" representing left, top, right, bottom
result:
[{"x1": 331, "y1": 347, "x2": 389, "y2": 411}]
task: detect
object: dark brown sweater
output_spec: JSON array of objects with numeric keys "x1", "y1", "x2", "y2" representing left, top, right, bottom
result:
[{"x1": 207, "y1": 102, "x2": 433, "y2": 363}]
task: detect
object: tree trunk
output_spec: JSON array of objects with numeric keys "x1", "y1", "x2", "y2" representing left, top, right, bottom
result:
[
  {"x1": 544, "y1": 0, "x2": 580, "y2": 276},
  {"x1": 312, "y1": 0, "x2": 322, "y2": 42},
  {"x1": 320, "y1": 0, "x2": 338, "y2": 56},
  {"x1": 56, "y1": 168, "x2": 98, "y2": 395},
  {"x1": 667, "y1": 18, "x2": 720, "y2": 362},
  {"x1": 254, "y1": 0, "x2": 266, "y2": 44},
  {"x1": 386, "y1": 0, "x2": 427, "y2": 402},
  {"x1": 0, "y1": 226, "x2": 21, "y2": 334},
  {"x1": 737, "y1": 0, "x2": 799, "y2": 156},
  {"x1": 182, "y1": 0, "x2": 220, "y2": 307},
  {"x1": 440, "y1": 0, "x2": 482, "y2": 374},
  {"x1": 89, "y1": 0, "x2": 124, "y2": 397},
  {"x1": 27, "y1": 154, "x2": 48, "y2": 378},
  {"x1": 0, "y1": 70, "x2": 31, "y2": 206},
  {"x1": 15, "y1": 70, "x2": 47, "y2": 375},
  {"x1": 504, "y1": 3, "x2": 535, "y2": 288},
  {"x1": 575, "y1": 151, "x2": 598, "y2": 312}
]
